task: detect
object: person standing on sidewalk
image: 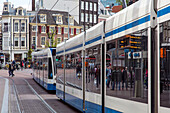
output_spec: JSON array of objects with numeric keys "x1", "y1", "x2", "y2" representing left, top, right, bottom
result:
[
  {"x1": 11, "y1": 64, "x2": 15, "y2": 77},
  {"x1": 20, "y1": 60, "x2": 23, "y2": 71},
  {"x1": 8, "y1": 63, "x2": 11, "y2": 76}
]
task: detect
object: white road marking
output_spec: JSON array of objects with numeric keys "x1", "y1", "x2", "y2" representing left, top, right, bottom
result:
[{"x1": 0, "y1": 77, "x2": 9, "y2": 113}]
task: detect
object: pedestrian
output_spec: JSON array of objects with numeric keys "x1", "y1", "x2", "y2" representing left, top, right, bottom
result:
[
  {"x1": 96, "y1": 65, "x2": 100, "y2": 88},
  {"x1": 106, "y1": 65, "x2": 111, "y2": 88},
  {"x1": 111, "y1": 67, "x2": 116, "y2": 90},
  {"x1": 11, "y1": 63, "x2": 15, "y2": 77},
  {"x1": 117, "y1": 67, "x2": 122, "y2": 90},
  {"x1": 20, "y1": 60, "x2": 23, "y2": 71},
  {"x1": 122, "y1": 67, "x2": 128, "y2": 90},
  {"x1": 8, "y1": 63, "x2": 11, "y2": 76}
]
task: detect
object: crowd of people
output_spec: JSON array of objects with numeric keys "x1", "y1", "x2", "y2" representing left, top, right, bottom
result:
[{"x1": 8, "y1": 60, "x2": 32, "y2": 77}]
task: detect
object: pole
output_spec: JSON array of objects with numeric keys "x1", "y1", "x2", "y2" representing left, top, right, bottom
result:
[
  {"x1": 10, "y1": 17, "x2": 12, "y2": 61},
  {"x1": 63, "y1": 39, "x2": 66, "y2": 101},
  {"x1": 68, "y1": 7, "x2": 70, "y2": 40},
  {"x1": 35, "y1": 10, "x2": 38, "y2": 50},
  {"x1": 150, "y1": 0, "x2": 158, "y2": 113},
  {"x1": 122, "y1": 0, "x2": 127, "y2": 9}
]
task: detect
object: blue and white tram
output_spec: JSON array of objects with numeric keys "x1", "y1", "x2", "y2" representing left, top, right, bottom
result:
[
  {"x1": 157, "y1": 0, "x2": 170, "y2": 113},
  {"x1": 32, "y1": 48, "x2": 56, "y2": 91},
  {"x1": 55, "y1": 0, "x2": 170, "y2": 112}
]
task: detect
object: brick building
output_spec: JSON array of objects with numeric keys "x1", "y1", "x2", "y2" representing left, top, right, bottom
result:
[{"x1": 29, "y1": 9, "x2": 82, "y2": 50}]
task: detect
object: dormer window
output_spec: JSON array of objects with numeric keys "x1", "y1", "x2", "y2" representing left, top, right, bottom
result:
[
  {"x1": 69, "y1": 17, "x2": 74, "y2": 25},
  {"x1": 19, "y1": 10, "x2": 22, "y2": 15},
  {"x1": 56, "y1": 15, "x2": 62, "y2": 24},
  {"x1": 3, "y1": 5, "x2": 8, "y2": 11},
  {"x1": 39, "y1": 14, "x2": 46, "y2": 22}
]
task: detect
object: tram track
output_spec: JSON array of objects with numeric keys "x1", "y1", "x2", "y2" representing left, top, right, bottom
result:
[
  {"x1": 24, "y1": 79, "x2": 57, "y2": 113},
  {"x1": 8, "y1": 77, "x2": 23, "y2": 113}
]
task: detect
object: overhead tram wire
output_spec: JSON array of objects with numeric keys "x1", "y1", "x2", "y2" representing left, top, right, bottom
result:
[{"x1": 50, "y1": 0, "x2": 60, "y2": 10}]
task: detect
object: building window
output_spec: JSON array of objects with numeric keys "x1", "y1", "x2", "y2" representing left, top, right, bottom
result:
[
  {"x1": 4, "y1": 23, "x2": 8, "y2": 32},
  {"x1": 42, "y1": 26, "x2": 46, "y2": 33},
  {"x1": 4, "y1": 37, "x2": 8, "y2": 46},
  {"x1": 21, "y1": 37, "x2": 25, "y2": 46},
  {"x1": 86, "y1": 2, "x2": 88, "y2": 10},
  {"x1": 64, "y1": 28, "x2": 68, "y2": 33},
  {"x1": 57, "y1": 37, "x2": 61, "y2": 44},
  {"x1": 90, "y1": 3, "x2": 92, "y2": 11},
  {"x1": 71, "y1": 28, "x2": 73, "y2": 35},
  {"x1": 40, "y1": 15, "x2": 46, "y2": 22},
  {"x1": 90, "y1": 14, "x2": 92, "y2": 23},
  {"x1": 81, "y1": 1, "x2": 84, "y2": 10},
  {"x1": 58, "y1": 27, "x2": 61, "y2": 34},
  {"x1": 41, "y1": 37, "x2": 45, "y2": 45},
  {"x1": 50, "y1": 27, "x2": 55, "y2": 33},
  {"x1": 21, "y1": 23, "x2": 25, "y2": 32},
  {"x1": 3, "y1": 5, "x2": 8, "y2": 11},
  {"x1": 14, "y1": 37, "x2": 19, "y2": 47},
  {"x1": 32, "y1": 37, "x2": 36, "y2": 45},
  {"x1": 56, "y1": 16, "x2": 62, "y2": 24},
  {"x1": 76, "y1": 29, "x2": 80, "y2": 34},
  {"x1": 86, "y1": 13, "x2": 88, "y2": 22},
  {"x1": 81, "y1": 13, "x2": 84, "y2": 22},
  {"x1": 70, "y1": 17, "x2": 74, "y2": 25},
  {"x1": 14, "y1": 23, "x2": 18, "y2": 32},
  {"x1": 18, "y1": 9, "x2": 22, "y2": 15},
  {"x1": 94, "y1": 3, "x2": 97, "y2": 11},
  {"x1": 32, "y1": 26, "x2": 36, "y2": 32},
  {"x1": 94, "y1": 15, "x2": 96, "y2": 23}
]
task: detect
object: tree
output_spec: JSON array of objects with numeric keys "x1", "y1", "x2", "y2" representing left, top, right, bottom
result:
[
  {"x1": 46, "y1": 29, "x2": 58, "y2": 48},
  {"x1": 116, "y1": 0, "x2": 129, "y2": 7},
  {"x1": 27, "y1": 49, "x2": 33, "y2": 61}
]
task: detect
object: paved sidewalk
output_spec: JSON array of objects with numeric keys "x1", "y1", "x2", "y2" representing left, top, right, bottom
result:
[{"x1": 0, "y1": 77, "x2": 9, "y2": 113}]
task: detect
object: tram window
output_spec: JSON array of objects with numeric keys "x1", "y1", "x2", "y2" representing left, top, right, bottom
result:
[
  {"x1": 106, "y1": 28, "x2": 148, "y2": 104},
  {"x1": 160, "y1": 20, "x2": 170, "y2": 108},
  {"x1": 48, "y1": 58, "x2": 53, "y2": 79}
]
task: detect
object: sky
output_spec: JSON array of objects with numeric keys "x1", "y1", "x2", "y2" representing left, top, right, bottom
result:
[{"x1": 0, "y1": 0, "x2": 38, "y2": 15}]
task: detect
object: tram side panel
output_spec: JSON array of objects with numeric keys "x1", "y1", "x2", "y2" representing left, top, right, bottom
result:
[
  {"x1": 158, "y1": 0, "x2": 170, "y2": 112},
  {"x1": 56, "y1": 55, "x2": 65, "y2": 100},
  {"x1": 84, "y1": 22, "x2": 104, "y2": 113},
  {"x1": 104, "y1": 0, "x2": 150, "y2": 113}
]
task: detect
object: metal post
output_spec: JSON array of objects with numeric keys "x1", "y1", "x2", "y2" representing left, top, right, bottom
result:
[
  {"x1": 122, "y1": 0, "x2": 127, "y2": 9},
  {"x1": 150, "y1": 0, "x2": 158, "y2": 113},
  {"x1": 35, "y1": 10, "x2": 38, "y2": 50},
  {"x1": 10, "y1": 17, "x2": 12, "y2": 61},
  {"x1": 68, "y1": 7, "x2": 70, "y2": 39},
  {"x1": 102, "y1": 21, "x2": 106, "y2": 113},
  {"x1": 82, "y1": 44, "x2": 85, "y2": 112},
  {"x1": 63, "y1": 39, "x2": 66, "y2": 101}
]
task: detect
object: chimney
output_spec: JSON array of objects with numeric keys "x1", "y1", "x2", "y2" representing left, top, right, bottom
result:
[{"x1": 32, "y1": 0, "x2": 35, "y2": 11}]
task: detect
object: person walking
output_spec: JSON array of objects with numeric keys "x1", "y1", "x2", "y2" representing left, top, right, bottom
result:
[
  {"x1": 122, "y1": 67, "x2": 128, "y2": 90},
  {"x1": 10, "y1": 63, "x2": 15, "y2": 77},
  {"x1": 8, "y1": 63, "x2": 11, "y2": 76}
]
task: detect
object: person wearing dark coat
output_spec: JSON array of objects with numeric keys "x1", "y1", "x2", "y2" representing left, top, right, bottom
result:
[
  {"x1": 111, "y1": 67, "x2": 116, "y2": 90},
  {"x1": 122, "y1": 67, "x2": 128, "y2": 90},
  {"x1": 117, "y1": 68, "x2": 122, "y2": 90},
  {"x1": 9, "y1": 64, "x2": 11, "y2": 76},
  {"x1": 20, "y1": 60, "x2": 23, "y2": 70}
]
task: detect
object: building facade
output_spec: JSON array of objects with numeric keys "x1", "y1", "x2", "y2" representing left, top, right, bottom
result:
[
  {"x1": 29, "y1": 9, "x2": 82, "y2": 50},
  {"x1": 1, "y1": 2, "x2": 29, "y2": 62},
  {"x1": 0, "y1": 17, "x2": 4, "y2": 63},
  {"x1": 37, "y1": 0, "x2": 98, "y2": 31}
]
